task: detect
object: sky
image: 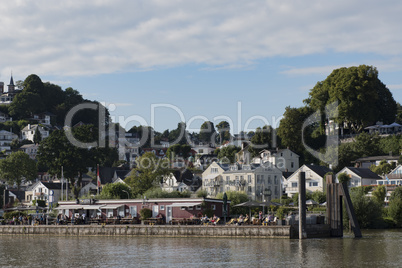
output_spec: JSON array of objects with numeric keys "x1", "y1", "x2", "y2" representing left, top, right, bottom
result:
[{"x1": 1, "y1": 0, "x2": 402, "y2": 134}]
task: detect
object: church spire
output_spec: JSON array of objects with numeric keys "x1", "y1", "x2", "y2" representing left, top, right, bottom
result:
[{"x1": 7, "y1": 72, "x2": 15, "y2": 93}]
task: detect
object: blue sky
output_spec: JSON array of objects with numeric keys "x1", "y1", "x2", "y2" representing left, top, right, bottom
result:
[{"x1": 1, "y1": 1, "x2": 402, "y2": 133}]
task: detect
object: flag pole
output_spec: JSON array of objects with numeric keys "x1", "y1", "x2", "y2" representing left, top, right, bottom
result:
[
  {"x1": 61, "y1": 166, "x2": 63, "y2": 201},
  {"x1": 97, "y1": 164, "x2": 100, "y2": 195}
]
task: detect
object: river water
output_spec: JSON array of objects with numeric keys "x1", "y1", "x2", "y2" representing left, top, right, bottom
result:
[{"x1": 0, "y1": 229, "x2": 401, "y2": 267}]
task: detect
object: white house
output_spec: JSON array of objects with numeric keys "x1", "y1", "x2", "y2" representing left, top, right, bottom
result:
[
  {"x1": 0, "y1": 130, "x2": 18, "y2": 155},
  {"x1": 21, "y1": 124, "x2": 49, "y2": 142},
  {"x1": 20, "y1": 144, "x2": 39, "y2": 159},
  {"x1": 26, "y1": 181, "x2": 70, "y2": 206},
  {"x1": 336, "y1": 167, "x2": 381, "y2": 188},
  {"x1": 202, "y1": 161, "x2": 283, "y2": 201},
  {"x1": 284, "y1": 164, "x2": 332, "y2": 197},
  {"x1": 192, "y1": 144, "x2": 216, "y2": 155},
  {"x1": 252, "y1": 148, "x2": 299, "y2": 173}
]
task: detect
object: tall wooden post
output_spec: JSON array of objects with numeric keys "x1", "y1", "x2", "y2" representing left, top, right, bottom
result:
[{"x1": 298, "y1": 172, "x2": 307, "y2": 239}]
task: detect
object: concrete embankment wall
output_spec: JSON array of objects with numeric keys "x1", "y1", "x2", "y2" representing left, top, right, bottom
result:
[{"x1": 0, "y1": 225, "x2": 292, "y2": 238}]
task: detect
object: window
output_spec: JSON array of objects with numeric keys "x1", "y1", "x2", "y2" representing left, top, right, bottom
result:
[
  {"x1": 268, "y1": 176, "x2": 271, "y2": 184},
  {"x1": 199, "y1": 149, "x2": 204, "y2": 154},
  {"x1": 292, "y1": 182, "x2": 297, "y2": 188},
  {"x1": 256, "y1": 175, "x2": 260, "y2": 183},
  {"x1": 309, "y1": 182, "x2": 318, "y2": 187},
  {"x1": 211, "y1": 168, "x2": 218, "y2": 173},
  {"x1": 248, "y1": 175, "x2": 251, "y2": 183},
  {"x1": 291, "y1": 162, "x2": 294, "y2": 168},
  {"x1": 226, "y1": 176, "x2": 230, "y2": 184},
  {"x1": 160, "y1": 205, "x2": 165, "y2": 211},
  {"x1": 211, "y1": 205, "x2": 216, "y2": 210},
  {"x1": 248, "y1": 186, "x2": 252, "y2": 193},
  {"x1": 196, "y1": 205, "x2": 201, "y2": 210}
]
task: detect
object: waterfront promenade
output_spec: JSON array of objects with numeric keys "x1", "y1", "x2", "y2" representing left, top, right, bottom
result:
[{"x1": 0, "y1": 224, "x2": 330, "y2": 239}]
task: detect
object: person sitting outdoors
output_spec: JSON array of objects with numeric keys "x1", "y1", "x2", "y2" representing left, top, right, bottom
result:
[
  {"x1": 201, "y1": 214, "x2": 209, "y2": 224},
  {"x1": 237, "y1": 214, "x2": 244, "y2": 225},
  {"x1": 211, "y1": 214, "x2": 219, "y2": 225}
]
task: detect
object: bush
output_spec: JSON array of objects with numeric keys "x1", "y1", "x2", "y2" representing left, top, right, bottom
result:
[
  {"x1": 3, "y1": 211, "x2": 27, "y2": 219},
  {"x1": 32, "y1": 200, "x2": 46, "y2": 207},
  {"x1": 337, "y1": 173, "x2": 350, "y2": 184},
  {"x1": 344, "y1": 188, "x2": 384, "y2": 229},
  {"x1": 139, "y1": 208, "x2": 152, "y2": 220}
]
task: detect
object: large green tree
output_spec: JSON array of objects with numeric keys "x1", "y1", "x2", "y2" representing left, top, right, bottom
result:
[
  {"x1": 124, "y1": 152, "x2": 170, "y2": 198},
  {"x1": 37, "y1": 125, "x2": 118, "y2": 195},
  {"x1": 388, "y1": 187, "x2": 402, "y2": 227},
  {"x1": 199, "y1": 121, "x2": 216, "y2": 145},
  {"x1": 0, "y1": 151, "x2": 37, "y2": 189},
  {"x1": 216, "y1": 121, "x2": 231, "y2": 144},
  {"x1": 308, "y1": 65, "x2": 397, "y2": 133},
  {"x1": 214, "y1": 145, "x2": 240, "y2": 163}
]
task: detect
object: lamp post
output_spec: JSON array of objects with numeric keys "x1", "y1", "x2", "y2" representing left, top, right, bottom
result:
[{"x1": 122, "y1": 190, "x2": 130, "y2": 199}]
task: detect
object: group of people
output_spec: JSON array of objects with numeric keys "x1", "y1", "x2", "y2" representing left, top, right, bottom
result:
[
  {"x1": 199, "y1": 214, "x2": 219, "y2": 225},
  {"x1": 230, "y1": 212, "x2": 275, "y2": 225}
]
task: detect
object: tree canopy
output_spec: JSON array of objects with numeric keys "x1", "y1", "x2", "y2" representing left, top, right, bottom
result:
[
  {"x1": 308, "y1": 65, "x2": 397, "y2": 133},
  {"x1": 0, "y1": 151, "x2": 37, "y2": 189}
]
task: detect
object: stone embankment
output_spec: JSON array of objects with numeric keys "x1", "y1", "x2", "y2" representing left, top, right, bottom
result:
[{"x1": 0, "y1": 224, "x2": 331, "y2": 239}]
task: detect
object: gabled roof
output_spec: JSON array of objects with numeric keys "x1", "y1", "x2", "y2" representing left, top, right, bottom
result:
[
  {"x1": 304, "y1": 164, "x2": 332, "y2": 178},
  {"x1": 282, "y1": 172, "x2": 293, "y2": 179},
  {"x1": 342, "y1": 167, "x2": 381, "y2": 179},
  {"x1": 40, "y1": 182, "x2": 70, "y2": 190}
]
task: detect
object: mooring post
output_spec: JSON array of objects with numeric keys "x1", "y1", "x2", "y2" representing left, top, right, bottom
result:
[{"x1": 298, "y1": 172, "x2": 307, "y2": 239}]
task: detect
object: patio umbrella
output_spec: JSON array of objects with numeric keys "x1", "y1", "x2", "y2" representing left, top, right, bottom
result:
[
  {"x1": 306, "y1": 199, "x2": 319, "y2": 205},
  {"x1": 234, "y1": 201, "x2": 266, "y2": 218}
]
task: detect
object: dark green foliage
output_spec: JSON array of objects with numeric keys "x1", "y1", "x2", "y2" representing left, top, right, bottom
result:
[
  {"x1": 388, "y1": 187, "x2": 402, "y2": 227},
  {"x1": 214, "y1": 145, "x2": 240, "y2": 163},
  {"x1": 3, "y1": 211, "x2": 27, "y2": 219},
  {"x1": 0, "y1": 151, "x2": 37, "y2": 189},
  {"x1": 199, "y1": 121, "x2": 216, "y2": 145},
  {"x1": 142, "y1": 188, "x2": 191, "y2": 198},
  {"x1": 139, "y1": 208, "x2": 152, "y2": 220},
  {"x1": 337, "y1": 173, "x2": 350, "y2": 184},
  {"x1": 308, "y1": 65, "x2": 396, "y2": 133},
  {"x1": 370, "y1": 160, "x2": 395, "y2": 175},
  {"x1": 216, "y1": 121, "x2": 232, "y2": 144},
  {"x1": 216, "y1": 191, "x2": 249, "y2": 216},
  {"x1": 346, "y1": 187, "x2": 384, "y2": 228},
  {"x1": 249, "y1": 125, "x2": 273, "y2": 157},
  {"x1": 166, "y1": 144, "x2": 192, "y2": 159},
  {"x1": 98, "y1": 183, "x2": 132, "y2": 199},
  {"x1": 124, "y1": 152, "x2": 170, "y2": 198},
  {"x1": 311, "y1": 190, "x2": 326, "y2": 204},
  {"x1": 371, "y1": 185, "x2": 386, "y2": 204},
  {"x1": 32, "y1": 199, "x2": 46, "y2": 207}
]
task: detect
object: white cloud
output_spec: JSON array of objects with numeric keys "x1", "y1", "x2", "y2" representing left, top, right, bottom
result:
[
  {"x1": 1, "y1": 0, "x2": 402, "y2": 77},
  {"x1": 388, "y1": 84, "x2": 402, "y2": 90}
]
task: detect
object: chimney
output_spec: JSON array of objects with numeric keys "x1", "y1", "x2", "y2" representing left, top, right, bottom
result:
[
  {"x1": 28, "y1": 124, "x2": 31, "y2": 130},
  {"x1": 0, "y1": 82, "x2": 4, "y2": 94}
]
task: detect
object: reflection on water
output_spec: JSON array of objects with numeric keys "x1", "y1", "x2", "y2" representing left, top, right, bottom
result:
[{"x1": 0, "y1": 230, "x2": 401, "y2": 267}]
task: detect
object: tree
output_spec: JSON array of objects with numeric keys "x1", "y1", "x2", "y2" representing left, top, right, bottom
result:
[
  {"x1": 166, "y1": 144, "x2": 192, "y2": 160},
  {"x1": 370, "y1": 160, "x2": 394, "y2": 175},
  {"x1": 0, "y1": 151, "x2": 37, "y2": 189},
  {"x1": 249, "y1": 125, "x2": 272, "y2": 156},
  {"x1": 308, "y1": 65, "x2": 397, "y2": 133},
  {"x1": 98, "y1": 183, "x2": 132, "y2": 199},
  {"x1": 277, "y1": 106, "x2": 321, "y2": 165},
  {"x1": 311, "y1": 190, "x2": 326, "y2": 204},
  {"x1": 199, "y1": 121, "x2": 216, "y2": 145},
  {"x1": 371, "y1": 185, "x2": 386, "y2": 204},
  {"x1": 347, "y1": 187, "x2": 384, "y2": 228},
  {"x1": 33, "y1": 127, "x2": 42, "y2": 144},
  {"x1": 124, "y1": 152, "x2": 170, "y2": 198},
  {"x1": 388, "y1": 187, "x2": 402, "y2": 227},
  {"x1": 216, "y1": 190, "x2": 249, "y2": 216},
  {"x1": 215, "y1": 145, "x2": 240, "y2": 163},
  {"x1": 216, "y1": 121, "x2": 231, "y2": 144},
  {"x1": 37, "y1": 125, "x2": 117, "y2": 195}
]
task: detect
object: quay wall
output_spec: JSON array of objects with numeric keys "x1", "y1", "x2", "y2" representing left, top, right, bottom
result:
[
  {"x1": 0, "y1": 224, "x2": 331, "y2": 238},
  {"x1": 0, "y1": 225, "x2": 292, "y2": 238}
]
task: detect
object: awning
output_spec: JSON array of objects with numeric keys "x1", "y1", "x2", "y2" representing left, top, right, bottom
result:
[
  {"x1": 100, "y1": 204, "x2": 125, "y2": 209},
  {"x1": 56, "y1": 205, "x2": 84, "y2": 210},
  {"x1": 81, "y1": 205, "x2": 105, "y2": 210},
  {"x1": 168, "y1": 202, "x2": 202, "y2": 208}
]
